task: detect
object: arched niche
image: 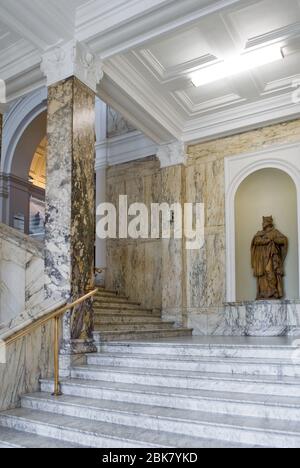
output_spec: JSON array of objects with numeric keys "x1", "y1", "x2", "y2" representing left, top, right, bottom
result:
[
  {"x1": 235, "y1": 168, "x2": 298, "y2": 301},
  {"x1": 225, "y1": 142, "x2": 300, "y2": 302}
]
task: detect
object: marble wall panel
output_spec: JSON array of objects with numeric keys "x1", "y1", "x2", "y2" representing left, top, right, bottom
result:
[
  {"x1": 0, "y1": 224, "x2": 44, "y2": 326},
  {"x1": 0, "y1": 321, "x2": 53, "y2": 411}
]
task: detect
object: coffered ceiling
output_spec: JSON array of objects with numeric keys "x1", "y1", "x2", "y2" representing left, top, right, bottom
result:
[{"x1": 1, "y1": 0, "x2": 300, "y2": 144}]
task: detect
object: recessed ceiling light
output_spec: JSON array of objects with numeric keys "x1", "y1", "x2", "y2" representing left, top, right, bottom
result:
[{"x1": 191, "y1": 46, "x2": 284, "y2": 87}]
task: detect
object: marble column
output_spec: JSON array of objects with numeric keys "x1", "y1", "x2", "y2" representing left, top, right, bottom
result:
[
  {"x1": 158, "y1": 142, "x2": 187, "y2": 327},
  {"x1": 45, "y1": 76, "x2": 96, "y2": 354}
]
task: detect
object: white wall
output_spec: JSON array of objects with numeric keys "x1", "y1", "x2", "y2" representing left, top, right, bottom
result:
[{"x1": 235, "y1": 168, "x2": 299, "y2": 301}]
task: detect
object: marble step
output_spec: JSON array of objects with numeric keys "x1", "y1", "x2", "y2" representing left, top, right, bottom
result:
[
  {"x1": 95, "y1": 315, "x2": 164, "y2": 325},
  {"x1": 0, "y1": 427, "x2": 81, "y2": 448},
  {"x1": 18, "y1": 393, "x2": 300, "y2": 447},
  {"x1": 70, "y1": 363, "x2": 300, "y2": 392},
  {"x1": 96, "y1": 290, "x2": 125, "y2": 299},
  {"x1": 0, "y1": 408, "x2": 246, "y2": 448},
  {"x1": 94, "y1": 307, "x2": 161, "y2": 317},
  {"x1": 39, "y1": 378, "x2": 300, "y2": 421},
  {"x1": 93, "y1": 328, "x2": 192, "y2": 343},
  {"x1": 41, "y1": 374, "x2": 300, "y2": 404},
  {"x1": 94, "y1": 298, "x2": 141, "y2": 307},
  {"x1": 86, "y1": 353, "x2": 300, "y2": 377},
  {"x1": 94, "y1": 323, "x2": 176, "y2": 332},
  {"x1": 102, "y1": 340, "x2": 300, "y2": 360}
]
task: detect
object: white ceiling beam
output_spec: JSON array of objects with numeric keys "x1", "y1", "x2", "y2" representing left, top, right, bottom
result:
[{"x1": 78, "y1": 0, "x2": 248, "y2": 59}]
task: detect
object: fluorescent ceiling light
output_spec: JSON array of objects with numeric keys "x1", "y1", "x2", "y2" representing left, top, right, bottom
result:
[{"x1": 191, "y1": 46, "x2": 283, "y2": 87}]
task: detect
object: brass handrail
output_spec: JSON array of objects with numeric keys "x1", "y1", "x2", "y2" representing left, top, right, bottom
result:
[{"x1": 4, "y1": 288, "x2": 98, "y2": 397}]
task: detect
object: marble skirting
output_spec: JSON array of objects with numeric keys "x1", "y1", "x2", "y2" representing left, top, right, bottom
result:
[{"x1": 187, "y1": 301, "x2": 300, "y2": 337}]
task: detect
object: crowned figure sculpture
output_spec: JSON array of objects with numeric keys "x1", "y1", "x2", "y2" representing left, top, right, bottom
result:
[{"x1": 251, "y1": 216, "x2": 288, "y2": 300}]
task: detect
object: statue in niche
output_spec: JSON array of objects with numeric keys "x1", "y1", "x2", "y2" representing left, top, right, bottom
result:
[{"x1": 251, "y1": 216, "x2": 288, "y2": 300}]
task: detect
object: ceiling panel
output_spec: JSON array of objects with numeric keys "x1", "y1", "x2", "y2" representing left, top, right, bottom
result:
[
  {"x1": 146, "y1": 27, "x2": 213, "y2": 69},
  {"x1": 226, "y1": 0, "x2": 300, "y2": 46}
]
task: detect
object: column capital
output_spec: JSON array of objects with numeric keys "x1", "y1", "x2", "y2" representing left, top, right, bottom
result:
[
  {"x1": 41, "y1": 40, "x2": 104, "y2": 93},
  {"x1": 157, "y1": 141, "x2": 187, "y2": 168}
]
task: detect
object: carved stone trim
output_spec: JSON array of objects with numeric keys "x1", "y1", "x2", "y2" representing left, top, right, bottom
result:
[
  {"x1": 41, "y1": 40, "x2": 103, "y2": 92},
  {"x1": 157, "y1": 141, "x2": 187, "y2": 168}
]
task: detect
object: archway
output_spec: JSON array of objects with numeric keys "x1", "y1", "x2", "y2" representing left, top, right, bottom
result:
[
  {"x1": 0, "y1": 89, "x2": 47, "y2": 230},
  {"x1": 235, "y1": 168, "x2": 298, "y2": 301}
]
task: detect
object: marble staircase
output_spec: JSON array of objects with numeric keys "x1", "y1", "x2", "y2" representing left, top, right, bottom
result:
[
  {"x1": 0, "y1": 337, "x2": 300, "y2": 447},
  {"x1": 92, "y1": 288, "x2": 192, "y2": 342}
]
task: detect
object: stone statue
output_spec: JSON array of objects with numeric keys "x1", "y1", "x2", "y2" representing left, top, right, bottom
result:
[{"x1": 251, "y1": 216, "x2": 288, "y2": 300}]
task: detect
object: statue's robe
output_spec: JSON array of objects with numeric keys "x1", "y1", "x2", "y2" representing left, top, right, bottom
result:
[{"x1": 251, "y1": 228, "x2": 288, "y2": 300}]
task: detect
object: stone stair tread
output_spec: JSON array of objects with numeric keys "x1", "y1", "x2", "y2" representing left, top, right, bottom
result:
[
  {"x1": 20, "y1": 393, "x2": 300, "y2": 437},
  {"x1": 95, "y1": 316, "x2": 165, "y2": 322},
  {"x1": 72, "y1": 363, "x2": 300, "y2": 382},
  {"x1": 0, "y1": 408, "x2": 249, "y2": 448},
  {"x1": 41, "y1": 374, "x2": 300, "y2": 396},
  {"x1": 95, "y1": 328, "x2": 192, "y2": 334},
  {"x1": 87, "y1": 352, "x2": 300, "y2": 367},
  {"x1": 35, "y1": 380, "x2": 300, "y2": 408},
  {"x1": 95, "y1": 325, "x2": 175, "y2": 332},
  {"x1": 0, "y1": 426, "x2": 82, "y2": 448},
  {"x1": 104, "y1": 340, "x2": 300, "y2": 351}
]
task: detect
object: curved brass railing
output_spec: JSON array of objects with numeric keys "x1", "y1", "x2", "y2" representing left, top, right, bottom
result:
[{"x1": 4, "y1": 288, "x2": 98, "y2": 397}]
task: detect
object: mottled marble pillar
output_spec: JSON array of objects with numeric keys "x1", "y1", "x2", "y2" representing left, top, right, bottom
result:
[{"x1": 45, "y1": 77, "x2": 96, "y2": 354}]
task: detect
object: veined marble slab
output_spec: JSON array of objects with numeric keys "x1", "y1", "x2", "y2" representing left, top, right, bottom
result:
[
  {"x1": 0, "y1": 223, "x2": 44, "y2": 326},
  {"x1": 188, "y1": 301, "x2": 300, "y2": 337}
]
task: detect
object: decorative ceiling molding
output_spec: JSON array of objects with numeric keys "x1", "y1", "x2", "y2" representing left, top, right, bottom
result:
[
  {"x1": 133, "y1": 49, "x2": 217, "y2": 84},
  {"x1": 102, "y1": 55, "x2": 185, "y2": 137},
  {"x1": 246, "y1": 21, "x2": 300, "y2": 49},
  {"x1": 41, "y1": 40, "x2": 104, "y2": 92},
  {"x1": 76, "y1": 0, "x2": 243, "y2": 58},
  {"x1": 98, "y1": 74, "x2": 174, "y2": 144},
  {"x1": 172, "y1": 90, "x2": 246, "y2": 116},
  {"x1": 182, "y1": 92, "x2": 300, "y2": 143}
]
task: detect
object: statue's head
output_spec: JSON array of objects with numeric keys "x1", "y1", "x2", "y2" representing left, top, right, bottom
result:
[{"x1": 263, "y1": 216, "x2": 274, "y2": 230}]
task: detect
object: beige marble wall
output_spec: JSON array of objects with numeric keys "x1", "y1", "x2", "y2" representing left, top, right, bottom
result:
[
  {"x1": 0, "y1": 321, "x2": 53, "y2": 411},
  {"x1": 106, "y1": 157, "x2": 162, "y2": 309}
]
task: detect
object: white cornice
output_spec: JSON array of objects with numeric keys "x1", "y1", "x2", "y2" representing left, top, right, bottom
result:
[
  {"x1": 182, "y1": 92, "x2": 300, "y2": 144},
  {"x1": 96, "y1": 131, "x2": 157, "y2": 168},
  {"x1": 41, "y1": 40, "x2": 103, "y2": 92}
]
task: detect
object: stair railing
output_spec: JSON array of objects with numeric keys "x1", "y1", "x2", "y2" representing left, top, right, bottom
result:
[{"x1": 4, "y1": 288, "x2": 98, "y2": 397}]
